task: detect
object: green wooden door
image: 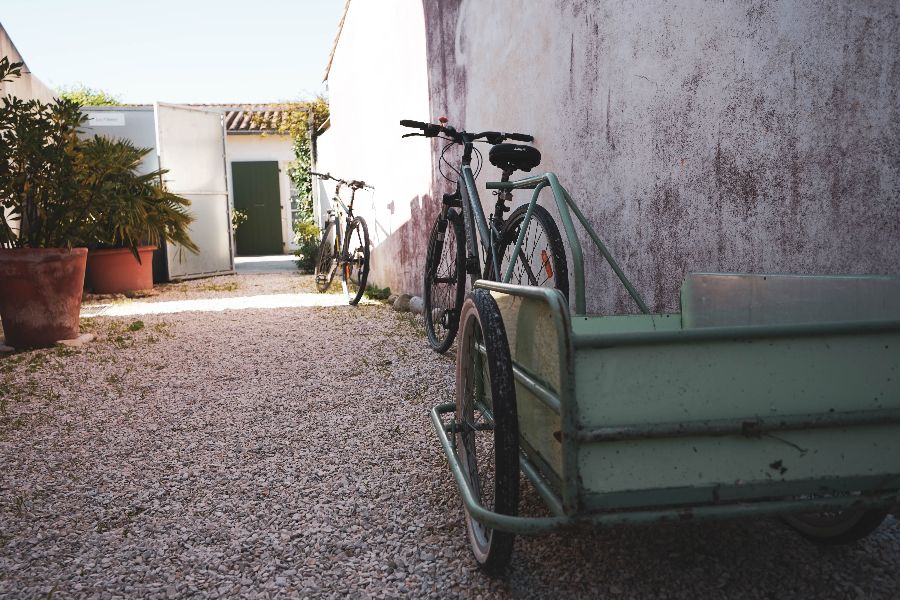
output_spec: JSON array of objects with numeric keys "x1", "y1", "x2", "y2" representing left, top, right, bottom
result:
[{"x1": 232, "y1": 161, "x2": 283, "y2": 255}]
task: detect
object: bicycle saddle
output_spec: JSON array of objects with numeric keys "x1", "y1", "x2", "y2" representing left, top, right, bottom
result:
[{"x1": 489, "y1": 143, "x2": 541, "y2": 173}]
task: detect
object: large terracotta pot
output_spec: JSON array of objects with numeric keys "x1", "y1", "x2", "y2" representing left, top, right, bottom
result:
[
  {"x1": 86, "y1": 246, "x2": 156, "y2": 294},
  {"x1": 0, "y1": 247, "x2": 88, "y2": 349}
]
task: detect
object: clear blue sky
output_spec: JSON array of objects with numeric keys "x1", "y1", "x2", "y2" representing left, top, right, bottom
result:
[{"x1": 2, "y1": 0, "x2": 346, "y2": 104}]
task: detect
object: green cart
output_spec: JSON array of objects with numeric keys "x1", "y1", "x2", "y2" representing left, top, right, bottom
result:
[{"x1": 430, "y1": 173, "x2": 900, "y2": 575}]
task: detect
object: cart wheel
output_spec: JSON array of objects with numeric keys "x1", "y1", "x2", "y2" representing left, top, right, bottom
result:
[
  {"x1": 782, "y1": 509, "x2": 889, "y2": 544},
  {"x1": 455, "y1": 289, "x2": 519, "y2": 576}
]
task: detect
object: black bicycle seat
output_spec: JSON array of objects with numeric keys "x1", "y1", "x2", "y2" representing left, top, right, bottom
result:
[{"x1": 488, "y1": 143, "x2": 541, "y2": 172}]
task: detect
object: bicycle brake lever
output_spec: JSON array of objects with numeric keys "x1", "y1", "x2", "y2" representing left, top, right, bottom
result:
[{"x1": 402, "y1": 133, "x2": 423, "y2": 138}]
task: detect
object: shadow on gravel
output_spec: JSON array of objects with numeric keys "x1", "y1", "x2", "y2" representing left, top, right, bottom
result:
[{"x1": 423, "y1": 468, "x2": 899, "y2": 598}]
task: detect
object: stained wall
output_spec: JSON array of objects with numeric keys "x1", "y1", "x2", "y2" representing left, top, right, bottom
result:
[{"x1": 323, "y1": 1, "x2": 899, "y2": 311}]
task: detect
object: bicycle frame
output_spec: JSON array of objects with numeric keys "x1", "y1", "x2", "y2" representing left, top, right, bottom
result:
[
  {"x1": 325, "y1": 183, "x2": 359, "y2": 264},
  {"x1": 451, "y1": 146, "x2": 650, "y2": 317}
]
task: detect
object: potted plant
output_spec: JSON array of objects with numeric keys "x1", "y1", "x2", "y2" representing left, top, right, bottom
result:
[
  {"x1": 81, "y1": 136, "x2": 198, "y2": 294},
  {"x1": 0, "y1": 58, "x2": 94, "y2": 349}
]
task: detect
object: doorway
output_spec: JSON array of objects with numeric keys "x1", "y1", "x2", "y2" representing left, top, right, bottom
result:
[{"x1": 232, "y1": 161, "x2": 283, "y2": 255}]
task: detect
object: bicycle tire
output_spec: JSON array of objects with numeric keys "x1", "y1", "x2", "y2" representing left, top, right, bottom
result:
[
  {"x1": 314, "y1": 220, "x2": 339, "y2": 293},
  {"x1": 343, "y1": 216, "x2": 370, "y2": 306},
  {"x1": 424, "y1": 210, "x2": 466, "y2": 353},
  {"x1": 455, "y1": 289, "x2": 519, "y2": 576},
  {"x1": 489, "y1": 204, "x2": 569, "y2": 301}
]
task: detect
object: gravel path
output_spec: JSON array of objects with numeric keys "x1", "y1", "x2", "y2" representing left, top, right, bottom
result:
[{"x1": 1, "y1": 272, "x2": 897, "y2": 599}]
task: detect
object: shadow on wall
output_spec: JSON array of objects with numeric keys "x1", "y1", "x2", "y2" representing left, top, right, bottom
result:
[{"x1": 370, "y1": 193, "x2": 436, "y2": 297}]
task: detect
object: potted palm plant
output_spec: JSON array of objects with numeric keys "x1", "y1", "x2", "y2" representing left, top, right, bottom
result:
[
  {"x1": 0, "y1": 58, "x2": 94, "y2": 349},
  {"x1": 81, "y1": 136, "x2": 198, "y2": 294}
]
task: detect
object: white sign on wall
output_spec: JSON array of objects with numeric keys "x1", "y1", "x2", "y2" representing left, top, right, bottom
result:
[{"x1": 87, "y1": 112, "x2": 126, "y2": 127}]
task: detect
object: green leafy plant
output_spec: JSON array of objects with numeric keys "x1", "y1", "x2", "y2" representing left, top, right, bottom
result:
[
  {"x1": 0, "y1": 58, "x2": 197, "y2": 258},
  {"x1": 231, "y1": 208, "x2": 248, "y2": 231},
  {"x1": 0, "y1": 57, "x2": 91, "y2": 248},
  {"x1": 251, "y1": 97, "x2": 329, "y2": 224},
  {"x1": 292, "y1": 220, "x2": 320, "y2": 273},
  {"x1": 79, "y1": 136, "x2": 199, "y2": 261},
  {"x1": 57, "y1": 84, "x2": 121, "y2": 107},
  {"x1": 365, "y1": 284, "x2": 391, "y2": 301}
]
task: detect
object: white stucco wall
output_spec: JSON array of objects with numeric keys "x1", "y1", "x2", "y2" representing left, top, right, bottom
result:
[
  {"x1": 225, "y1": 134, "x2": 297, "y2": 253},
  {"x1": 0, "y1": 24, "x2": 54, "y2": 103},
  {"x1": 315, "y1": 0, "x2": 431, "y2": 291}
]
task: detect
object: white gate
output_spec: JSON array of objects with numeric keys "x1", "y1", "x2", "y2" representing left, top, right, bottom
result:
[{"x1": 155, "y1": 103, "x2": 233, "y2": 279}]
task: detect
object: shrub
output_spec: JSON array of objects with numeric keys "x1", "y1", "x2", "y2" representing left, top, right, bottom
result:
[
  {"x1": 365, "y1": 284, "x2": 391, "y2": 301},
  {"x1": 293, "y1": 221, "x2": 320, "y2": 273}
]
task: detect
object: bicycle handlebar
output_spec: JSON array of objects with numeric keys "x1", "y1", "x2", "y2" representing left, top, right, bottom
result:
[
  {"x1": 399, "y1": 120, "x2": 534, "y2": 145},
  {"x1": 310, "y1": 171, "x2": 374, "y2": 190}
]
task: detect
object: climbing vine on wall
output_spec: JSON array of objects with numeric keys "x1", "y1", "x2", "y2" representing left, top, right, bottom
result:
[
  {"x1": 254, "y1": 97, "x2": 329, "y2": 223},
  {"x1": 252, "y1": 97, "x2": 329, "y2": 271}
]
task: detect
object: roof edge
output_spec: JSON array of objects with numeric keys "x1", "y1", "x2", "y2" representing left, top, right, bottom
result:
[{"x1": 322, "y1": 0, "x2": 352, "y2": 82}]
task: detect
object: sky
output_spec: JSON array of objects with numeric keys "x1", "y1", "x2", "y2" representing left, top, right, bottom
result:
[{"x1": 1, "y1": 0, "x2": 346, "y2": 104}]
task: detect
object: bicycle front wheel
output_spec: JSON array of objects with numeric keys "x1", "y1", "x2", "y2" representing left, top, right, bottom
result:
[
  {"x1": 490, "y1": 204, "x2": 569, "y2": 300},
  {"x1": 343, "y1": 216, "x2": 370, "y2": 305},
  {"x1": 314, "y1": 220, "x2": 339, "y2": 293},
  {"x1": 424, "y1": 210, "x2": 466, "y2": 353}
]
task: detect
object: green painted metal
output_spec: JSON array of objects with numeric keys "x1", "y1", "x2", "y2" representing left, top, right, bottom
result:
[
  {"x1": 576, "y1": 407, "x2": 900, "y2": 442},
  {"x1": 477, "y1": 279, "x2": 578, "y2": 511},
  {"x1": 232, "y1": 161, "x2": 283, "y2": 255},
  {"x1": 488, "y1": 173, "x2": 650, "y2": 315},
  {"x1": 459, "y1": 278, "x2": 899, "y2": 521},
  {"x1": 461, "y1": 165, "x2": 493, "y2": 264},
  {"x1": 431, "y1": 402, "x2": 900, "y2": 534},
  {"x1": 502, "y1": 181, "x2": 548, "y2": 284},
  {"x1": 433, "y1": 176, "x2": 900, "y2": 539}
]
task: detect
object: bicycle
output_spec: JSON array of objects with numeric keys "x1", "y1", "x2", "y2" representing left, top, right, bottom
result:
[
  {"x1": 400, "y1": 118, "x2": 569, "y2": 353},
  {"x1": 311, "y1": 172, "x2": 373, "y2": 306}
]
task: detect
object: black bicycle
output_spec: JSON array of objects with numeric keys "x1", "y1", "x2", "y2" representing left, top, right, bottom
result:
[
  {"x1": 400, "y1": 119, "x2": 569, "y2": 352},
  {"x1": 311, "y1": 172, "x2": 373, "y2": 306}
]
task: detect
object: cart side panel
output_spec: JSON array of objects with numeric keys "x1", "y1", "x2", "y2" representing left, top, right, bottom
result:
[
  {"x1": 572, "y1": 329, "x2": 900, "y2": 508},
  {"x1": 577, "y1": 426, "x2": 900, "y2": 510},
  {"x1": 575, "y1": 331, "x2": 898, "y2": 427},
  {"x1": 492, "y1": 291, "x2": 565, "y2": 488}
]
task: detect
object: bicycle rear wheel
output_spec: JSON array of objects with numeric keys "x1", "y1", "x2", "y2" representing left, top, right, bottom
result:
[
  {"x1": 343, "y1": 216, "x2": 370, "y2": 306},
  {"x1": 490, "y1": 204, "x2": 569, "y2": 300},
  {"x1": 424, "y1": 210, "x2": 466, "y2": 353},
  {"x1": 314, "y1": 220, "x2": 339, "y2": 293},
  {"x1": 455, "y1": 289, "x2": 519, "y2": 576}
]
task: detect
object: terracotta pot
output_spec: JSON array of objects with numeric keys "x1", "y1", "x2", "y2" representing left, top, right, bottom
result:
[
  {"x1": 0, "y1": 247, "x2": 88, "y2": 349},
  {"x1": 86, "y1": 246, "x2": 156, "y2": 294}
]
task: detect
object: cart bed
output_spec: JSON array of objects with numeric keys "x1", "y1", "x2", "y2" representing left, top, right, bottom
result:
[{"x1": 488, "y1": 273, "x2": 900, "y2": 516}]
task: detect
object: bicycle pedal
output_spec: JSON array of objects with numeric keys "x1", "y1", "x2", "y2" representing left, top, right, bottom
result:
[{"x1": 465, "y1": 256, "x2": 480, "y2": 275}]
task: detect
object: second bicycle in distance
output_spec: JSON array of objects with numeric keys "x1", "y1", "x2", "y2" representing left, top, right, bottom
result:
[{"x1": 312, "y1": 172, "x2": 373, "y2": 305}]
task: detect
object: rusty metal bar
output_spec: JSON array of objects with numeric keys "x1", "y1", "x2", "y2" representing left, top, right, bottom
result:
[{"x1": 576, "y1": 408, "x2": 900, "y2": 443}]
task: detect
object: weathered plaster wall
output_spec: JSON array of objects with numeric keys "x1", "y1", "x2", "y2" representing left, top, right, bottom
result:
[
  {"x1": 316, "y1": 0, "x2": 431, "y2": 292},
  {"x1": 422, "y1": 0, "x2": 899, "y2": 312},
  {"x1": 321, "y1": 1, "x2": 898, "y2": 307}
]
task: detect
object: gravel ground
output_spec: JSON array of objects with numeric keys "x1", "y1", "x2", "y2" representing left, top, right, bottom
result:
[{"x1": 1, "y1": 272, "x2": 898, "y2": 599}]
